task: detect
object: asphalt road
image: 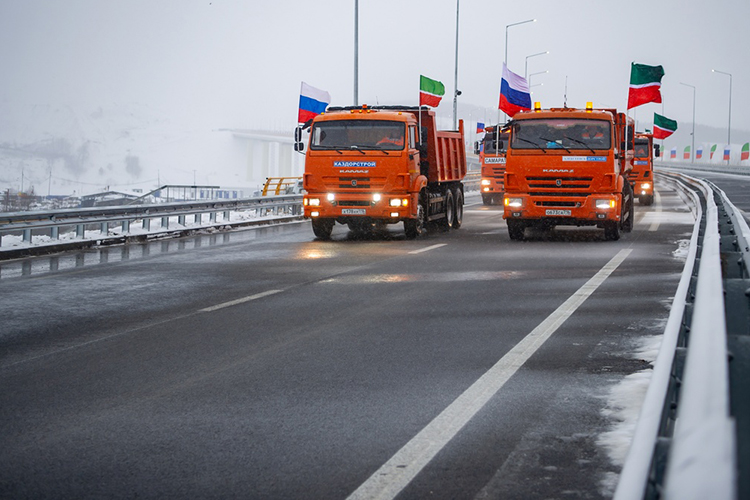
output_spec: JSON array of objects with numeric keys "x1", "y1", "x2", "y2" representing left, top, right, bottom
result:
[{"x1": 0, "y1": 178, "x2": 694, "y2": 499}]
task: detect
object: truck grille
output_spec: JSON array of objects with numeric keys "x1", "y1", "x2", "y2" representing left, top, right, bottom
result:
[
  {"x1": 337, "y1": 200, "x2": 370, "y2": 207},
  {"x1": 323, "y1": 176, "x2": 387, "y2": 190},
  {"x1": 536, "y1": 201, "x2": 579, "y2": 207},
  {"x1": 526, "y1": 176, "x2": 593, "y2": 190}
]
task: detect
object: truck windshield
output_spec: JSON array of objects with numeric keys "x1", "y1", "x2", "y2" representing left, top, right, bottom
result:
[
  {"x1": 511, "y1": 119, "x2": 611, "y2": 150},
  {"x1": 483, "y1": 132, "x2": 509, "y2": 154},
  {"x1": 634, "y1": 139, "x2": 650, "y2": 158},
  {"x1": 310, "y1": 120, "x2": 406, "y2": 151}
]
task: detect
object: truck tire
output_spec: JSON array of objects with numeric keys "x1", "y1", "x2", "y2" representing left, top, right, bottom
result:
[
  {"x1": 507, "y1": 219, "x2": 525, "y2": 240},
  {"x1": 404, "y1": 194, "x2": 426, "y2": 239},
  {"x1": 452, "y1": 188, "x2": 464, "y2": 229},
  {"x1": 621, "y1": 182, "x2": 634, "y2": 233},
  {"x1": 604, "y1": 221, "x2": 620, "y2": 240},
  {"x1": 439, "y1": 189, "x2": 454, "y2": 231},
  {"x1": 311, "y1": 218, "x2": 334, "y2": 239},
  {"x1": 639, "y1": 194, "x2": 654, "y2": 206},
  {"x1": 482, "y1": 194, "x2": 494, "y2": 205}
]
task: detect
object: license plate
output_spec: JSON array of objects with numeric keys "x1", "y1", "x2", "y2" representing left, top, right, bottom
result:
[
  {"x1": 342, "y1": 208, "x2": 366, "y2": 215},
  {"x1": 545, "y1": 209, "x2": 571, "y2": 216}
]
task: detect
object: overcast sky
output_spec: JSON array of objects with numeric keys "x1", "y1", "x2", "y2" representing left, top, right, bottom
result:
[{"x1": 1, "y1": 0, "x2": 748, "y2": 138}]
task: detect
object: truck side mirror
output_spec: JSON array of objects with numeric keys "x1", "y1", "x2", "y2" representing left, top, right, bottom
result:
[
  {"x1": 294, "y1": 142, "x2": 305, "y2": 152},
  {"x1": 654, "y1": 144, "x2": 660, "y2": 158},
  {"x1": 294, "y1": 127, "x2": 303, "y2": 142},
  {"x1": 473, "y1": 141, "x2": 480, "y2": 155}
]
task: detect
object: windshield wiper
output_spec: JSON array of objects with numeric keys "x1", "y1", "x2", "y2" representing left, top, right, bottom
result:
[
  {"x1": 540, "y1": 137, "x2": 571, "y2": 153},
  {"x1": 515, "y1": 137, "x2": 547, "y2": 153},
  {"x1": 563, "y1": 136, "x2": 596, "y2": 154},
  {"x1": 350, "y1": 145, "x2": 367, "y2": 155}
]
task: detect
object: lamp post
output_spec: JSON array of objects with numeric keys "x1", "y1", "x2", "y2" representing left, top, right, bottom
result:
[
  {"x1": 525, "y1": 51, "x2": 548, "y2": 80},
  {"x1": 712, "y1": 69, "x2": 732, "y2": 162},
  {"x1": 528, "y1": 70, "x2": 548, "y2": 87},
  {"x1": 453, "y1": 0, "x2": 460, "y2": 130},
  {"x1": 505, "y1": 19, "x2": 535, "y2": 65},
  {"x1": 353, "y1": 0, "x2": 358, "y2": 105},
  {"x1": 501, "y1": 19, "x2": 534, "y2": 123},
  {"x1": 679, "y1": 82, "x2": 696, "y2": 162}
]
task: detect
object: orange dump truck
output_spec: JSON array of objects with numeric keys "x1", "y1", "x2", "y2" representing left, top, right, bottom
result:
[
  {"x1": 297, "y1": 105, "x2": 467, "y2": 239},
  {"x1": 503, "y1": 104, "x2": 635, "y2": 241},
  {"x1": 629, "y1": 132, "x2": 657, "y2": 205},
  {"x1": 475, "y1": 125, "x2": 509, "y2": 205}
]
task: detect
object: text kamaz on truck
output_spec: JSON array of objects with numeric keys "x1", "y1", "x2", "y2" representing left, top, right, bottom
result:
[
  {"x1": 502, "y1": 103, "x2": 635, "y2": 241},
  {"x1": 474, "y1": 125, "x2": 509, "y2": 205},
  {"x1": 297, "y1": 105, "x2": 467, "y2": 239}
]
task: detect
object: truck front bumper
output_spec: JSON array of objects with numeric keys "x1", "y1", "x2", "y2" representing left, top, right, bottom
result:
[{"x1": 503, "y1": 193, "x2": 621, "y2": 224}]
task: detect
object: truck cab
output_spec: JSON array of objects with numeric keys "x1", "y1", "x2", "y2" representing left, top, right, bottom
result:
[
  {"x1": 476, "y1": 126, "x2": 509, "y2": 205},
  {"x1": 502, "y1": 104, "x2": 635, "y2": 241},
  {"x1": 629, "y1": 132, "x2": 656, "y2": 205}
]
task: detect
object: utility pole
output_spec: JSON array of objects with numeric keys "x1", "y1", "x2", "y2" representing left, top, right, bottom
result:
[{"x1": 353, "y1": 0, "x2": 359, "y2": 106}]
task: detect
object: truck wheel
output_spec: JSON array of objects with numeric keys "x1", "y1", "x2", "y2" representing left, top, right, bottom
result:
[
  {"x1": 482, "y1": 194, "x2": 493, "y2": 205},
  {"x1": 639, "y1": 194, "x2": 654, "y2": 206},
  {"x1": 507, "y1": 219, "x2": 525, "y2": 240},
  {"x1": 404, "y1": 195, "x2": 426, "y2": 239},
  {"x1": 311, "y1": 218, "x2": 334, "y2": 239},
  {"x1": 439, "y1": 190, "x2": 454, "y2": 231},
  {"x1": 621, "y1": 182, "x2": 634, "y2": 233},
  {"x1": 604, "y1": 221, "x2": 620, "y2": 241},
  {"x1": 452, "y1": 189, "x2": 464, "y2": 229}
]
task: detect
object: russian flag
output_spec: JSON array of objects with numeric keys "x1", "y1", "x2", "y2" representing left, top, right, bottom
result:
[
  {"x1": 298, "y1": 82, "x2": 331, "y2": 124},
  {"x1": 723, "y1": 146, "x2": 731, "y2": 161},
  {"x1": 696, "y1": 148, "x2": 703, "y2": 160},
  {"x1": 498, "y1": 63, "x2": 531, "y2": 117},
  {"x1": 476, "y1": 122, "x2": 485, "y2": 134}
]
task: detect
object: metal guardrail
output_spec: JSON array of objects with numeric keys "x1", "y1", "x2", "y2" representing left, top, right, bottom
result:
[
  {"x1": 655, "y1": 159, "x2": 750, "y2": 176},
  {"x1": 1, "y1": 172, "x2": 481, "y2": 257},
  {"x1": 0, "y1": 194, "x2": 304, "y2": 253},
  {"x1": 615, "y1": 171, "x2": 744, "y2": 500}
]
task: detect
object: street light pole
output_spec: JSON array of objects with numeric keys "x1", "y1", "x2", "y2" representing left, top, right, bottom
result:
[
  {"x1": 353, "y1": 0, "x2": 358, "y2": 106},
  {"x1": 525, "y1": 51, "x2": 548, "y2": 80},
  {"x1": 712, "y1": 69, "x2": 732, "y2": 161},
  {"x1": 528, "y1": 70, "x2": 548, "y2": 87},
  {"x1": 453, "y1": 0, "x2": 460, "y2": 130},
  {"x1": 501, "y1": 18, "x2": 535, "y2": 124},
  {"x1": 679, "y1": 82, "x2": 696, "y2": 162},
  {"x1": 504, "y1": 19, "x2": 535, "y2": 65}
]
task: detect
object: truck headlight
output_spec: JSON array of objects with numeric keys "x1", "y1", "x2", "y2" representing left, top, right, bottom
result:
[
  {"x1": 504, "y1": 197, "x2": 523, "y2": 208},
  {"x1": 641, "y1": 182, "x2": 651, "y2": 190},
  {"x1": 595, "y1": 199, "x2": 615, "y2": 209},
  {"x1": 326, "y1": 193, "x2": 335, "y2": 201},
  {"x1": 308, "y1": 198, "x2": 321, "y2": 207},
  {"x1": 481, "y1": 179, "x2": 491, "y2": 186},
  {"x1": 373, "y1": 193, "x2": 382, "y2": 202}
]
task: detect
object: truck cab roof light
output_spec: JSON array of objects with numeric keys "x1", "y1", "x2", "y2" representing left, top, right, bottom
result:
[
  {"x1": 586, "y1": 101, "x2": 593, "y2": 112},
  {"x1": 534, "y1": 102, "x2": 541, "y2": 112}
]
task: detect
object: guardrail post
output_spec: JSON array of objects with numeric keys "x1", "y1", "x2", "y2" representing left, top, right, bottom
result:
[
  {"x1": 76, "y1": 224, "x2": 85, "y2": 239},
  {"x1": 121, "y1": 220, "x2": 130, "y2": 234},
  {"x1": 100, "y1": 222, "x2": 108, "y2": 236},
  {"x1": 51, "y1": 227, "x2": 59, "y2": 240},
  {"x1": 143, "y1": 218, "x2": 151, "y2": 231},
  {"x1": 23, "y1": 229, "x2": 31, "y2": 243},
  {"x1": 178, "y1": 215, "x2": 186, "y2": 226},
  {"x1": 161, "y1": 216, "x2": 169, "y2": 229},
  {"x1": 195, "y1": 213, "x2": 201, "y2": 225},
  {"x1": 224, "y1": 210, "x2": 231, "y2": 222},
  {"x1": 210, "y1": 212, "x2": 217, "y2": 223}
]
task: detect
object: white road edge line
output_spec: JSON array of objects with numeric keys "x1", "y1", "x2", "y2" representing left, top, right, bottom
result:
[
  {"x1": 408, "y1": 244, "x2": 447, "y2": 255},
  {"x1": 346, "y1": 248, "x2": 633, "y2": 500},
  {"x1": 199, "y1": 289, "x2": 283, "y2": 313},
  {"x1": 649, "y1": 190, "x2": 663, "y2": 232}
]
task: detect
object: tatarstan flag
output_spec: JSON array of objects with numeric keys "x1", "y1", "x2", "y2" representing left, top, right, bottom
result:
[
  {"x1": 742, "y1": 143, "x2": 749, "y2": 161},
  {"x1": 419, "y1": 75, "x2": 445, "y2": 107},
  {"x1": 653, "y1": 113, "x2": 677, "y2": 140},
  {"x1": 628, "y1": 63, "x2": 665, "y2": 109}
]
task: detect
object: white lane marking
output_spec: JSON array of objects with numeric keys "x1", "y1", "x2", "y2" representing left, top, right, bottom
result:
[
  {"x1": 346, "y1": 248, "x2": 632, "y2": 500},
  {"x1": 199, "y1": 289, "x2": 283, "y2": 312},
  {"x1": 649, "y1": 190, "x2": 663, "y2": 232},
  {"x1": 408, "y1": 244, "x2": 447, "y2": 255}
]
